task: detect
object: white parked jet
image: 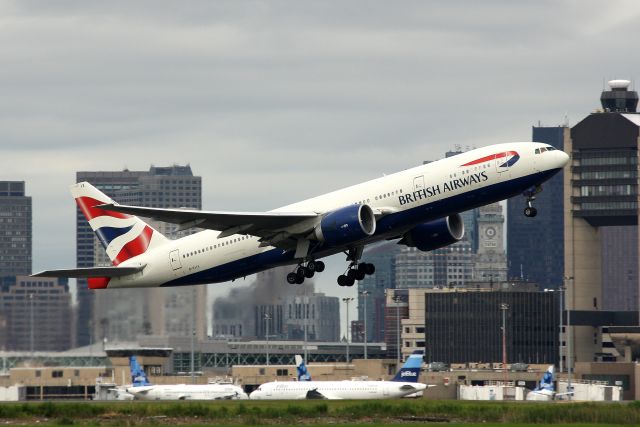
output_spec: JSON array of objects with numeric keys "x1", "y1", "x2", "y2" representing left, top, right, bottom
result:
[
  {"x1": 34, "y1": 142, "x2": 568, "y2": 288},
  {"x1": 525, "y1": 365, "x2": 573, "y2": 401},
  {"x1": 126, "y1": 356, "x2": 248, "y2": 400},
  {"x1": 250, "y1": 351, "x2": 428, "y2": 400}
]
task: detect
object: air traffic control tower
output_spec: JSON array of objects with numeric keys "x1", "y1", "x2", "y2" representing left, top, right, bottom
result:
[{"x1": 566, "y1": 79, "x2": 640, "y2": 363}]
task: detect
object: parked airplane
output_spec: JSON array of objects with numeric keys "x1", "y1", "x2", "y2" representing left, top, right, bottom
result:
[
  {"x1": 34, "y1": 142, "x2": 568, "y2": 288},
  {"x1": 126, "y1": 356, "x2": 248, "y2": 400},
  {"x1": 250, "y1": 351, "x2": 428, "y2": 400},
  {"x1": 525, "y1": 365, "x2": 573, "y2": 401},
  {"x1": 296, "y1": 355, "x2": 312, "y2": 381}
]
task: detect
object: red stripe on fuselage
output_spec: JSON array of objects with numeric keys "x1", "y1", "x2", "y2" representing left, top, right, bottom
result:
[
  {"x1": 113, "y1": 225, "x2": 153, "y2": 266},
  {"x1": 76, "y1": 197, "x2": 131, "y2": 221},
  {"x1": 461, "y1": 151, "x2": 518, "y2": 167},
  {"x1": 88, "y1": 277, "x2": 110, "y2": 289}
]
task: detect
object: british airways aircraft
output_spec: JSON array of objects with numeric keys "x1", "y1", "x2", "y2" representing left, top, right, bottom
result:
[
  {"x1": 34, "y1": 142, "x2": 568, "y2": 288},
  {"x1": 249, "y1": 351, "x2": 427, "y2": 400}
]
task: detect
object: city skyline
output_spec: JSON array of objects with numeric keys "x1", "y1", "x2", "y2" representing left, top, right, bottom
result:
[{"x1": 3, "y1": 1, "x2": 640, "y2": 318}]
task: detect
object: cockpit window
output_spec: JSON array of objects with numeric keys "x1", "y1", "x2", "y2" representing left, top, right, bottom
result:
[
  {"x1": 535, "y1": 148, "x2": 540, "y2": 154},
  {"x1": 546, "y1": 146, "x2": 555, "y2": 151},
  {"x1": 540, "y1": 147, "x2": 547, "y2": 153}
]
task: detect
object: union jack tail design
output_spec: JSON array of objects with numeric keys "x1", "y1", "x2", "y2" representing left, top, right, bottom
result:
[{"x1": 71, "y1": 182, "x2": 169, "y2": 267}]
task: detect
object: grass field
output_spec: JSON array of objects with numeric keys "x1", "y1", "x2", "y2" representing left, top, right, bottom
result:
[{"x1": 0, "y1": 399, "x2": 639, "y2": 426}]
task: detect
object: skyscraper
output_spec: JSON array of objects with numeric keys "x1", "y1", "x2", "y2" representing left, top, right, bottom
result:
[
  {"x1": 0, "y1": 276, "x2": 71, "y2": 351},
  {"x1": 474, "y1": 202, "x2": 508, "y2": 282},
  {"x1": 0, "y1": 181, "x2": 31, "y2": 278},
  {"x1": 507, "y1": 126, "x2": 567, "y2": 287},
  {"x1": 75, "y1": 166, "x2": 206, "y2": 346}
]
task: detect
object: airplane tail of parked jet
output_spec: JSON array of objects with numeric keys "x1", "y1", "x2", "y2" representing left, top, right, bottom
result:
[
  {"x1": 295, "y1": 355, "x2": 312, "y2": 381},
  {"x1": 129, "y1": 356, "x2": 152, "y2": 387},
  {"x1": 391, "y1": 350, "x2": 424, "y2": 383}
]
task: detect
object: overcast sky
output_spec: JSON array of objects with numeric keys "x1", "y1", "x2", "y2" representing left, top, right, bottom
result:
[{"x1": 3, "y1": 1, "x2": 640, "y2": 316}]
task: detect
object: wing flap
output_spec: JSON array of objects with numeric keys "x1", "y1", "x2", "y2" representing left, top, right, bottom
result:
[{"x1": 32, "y1": 266, "x2": 145, "y2": 278}]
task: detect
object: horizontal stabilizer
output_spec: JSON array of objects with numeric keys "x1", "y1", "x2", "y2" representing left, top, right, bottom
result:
[{"x1": 31, "y1": 265, "x2": 145, "y2": 278}]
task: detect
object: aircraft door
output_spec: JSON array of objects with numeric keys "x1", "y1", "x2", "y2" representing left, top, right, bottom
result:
[
  {"x1": 169, "y1": 249, "x2": 182, "y2": 271},
  {"x1": 413, "y1": 175, "x2": 425, "y2": 192}
]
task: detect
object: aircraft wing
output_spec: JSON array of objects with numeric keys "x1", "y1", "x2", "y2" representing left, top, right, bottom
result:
[
  {"x1": 98, "y1": 203, "x2": 320, "y2": 250},
  {"x1": 32, "y1": 266, "x2": 145, "y2": 278}
]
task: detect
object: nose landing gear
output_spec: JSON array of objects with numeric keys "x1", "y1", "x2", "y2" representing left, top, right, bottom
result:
[{"x1": 523, "y1": 185, "x2": 542, "y2": 218}]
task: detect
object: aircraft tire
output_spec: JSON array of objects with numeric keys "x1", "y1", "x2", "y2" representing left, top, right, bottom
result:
[
  {"x1": 364, "y1": 263, "x2": 375, "y2": 275},
  {"x1": 337, "y1": 275, "x2": 349, "y2": 286},
  {"x1": 304, "y1": 267, "x2": 315, "y2": 278},
  {"x1": 314, "y1": 261, "x2": 325, "y2": 272},
  {"x1": 286, "y1": 273, "x2": 298, "y2": 284}
]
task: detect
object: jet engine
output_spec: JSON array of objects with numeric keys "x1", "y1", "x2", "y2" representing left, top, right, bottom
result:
[
  {"x1": 400, "y1": 214, "x2": 465, "y2": 252},
  {"x1": 314, "y1": 204, "x2": 376, "y2": 246}
]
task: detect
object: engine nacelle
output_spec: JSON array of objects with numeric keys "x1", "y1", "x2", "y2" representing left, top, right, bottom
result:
[
  {"x1": 402, "y1": 214, "x2": 465, "y2": 252},
  {"x1": 314, "y1": 204, "x2": 376, "y2": 246}
]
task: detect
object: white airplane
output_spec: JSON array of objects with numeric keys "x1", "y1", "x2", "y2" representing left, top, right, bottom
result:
[
  {"x1": 525, "y1": 365, "x2": 573, "y2": 401},
  {"x1": 126, "y1": 356, "x2": 248, "y2": 400},
  {"x1": 250, "y1": 351, "x2": 428, "y2": 400},
  {"x1": 34, "y1": 142, "x2": 568, "y2": 288}
]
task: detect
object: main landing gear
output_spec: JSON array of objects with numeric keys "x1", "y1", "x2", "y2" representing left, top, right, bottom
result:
[
  {"x1": 337, "y1": 262, "x2": 375, "y2": 287},
  {"x1": 523, "y1": 185, "x2": 542, "y2": 218},
  {"x1": 286, "y1": 260, "x2": 325, "y2": 285},
  {"x1": 337, "y1": 247, "x2": 376, "y2": 287}
]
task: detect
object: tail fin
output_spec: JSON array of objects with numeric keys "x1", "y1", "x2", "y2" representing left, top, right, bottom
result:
[
  {"x1": 295, "y1": 355, "x2": 312, "y2": 381},
  {"x1": 71, "y1": 182, "x2": 168, "y2": 266},
  {"x1": 391, "y1": 350, "x2": 423, "y2": 382},
  {"x1": 535, "y1": 365, "x2": 555, "y2": 392},
  {"x1": 129, "y1": 356, "x2": 152, "y2": 387}
]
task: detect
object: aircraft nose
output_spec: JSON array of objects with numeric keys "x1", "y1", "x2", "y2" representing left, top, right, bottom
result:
[{"x1": 556, "y1": 150, "x2": 570, "y2": 168}]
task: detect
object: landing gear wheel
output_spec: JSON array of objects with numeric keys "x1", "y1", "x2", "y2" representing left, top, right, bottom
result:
[
  {"x1": 314, "y1": 261, "x2": 325, "y2": 272},
  {"x1": 337, "y1": 275, "x2": 349, "y2": 287},
  {"x1": 347, "y1": 269, "x2": 357, "y2": 280},
  {"x1": 286, "y1": 273, "x2": 298, "y2": 284},
  {"x1": 295, "y1": 275, "x2": 305, "y2": 285},
  {"x1": 306, "y1": 261, "x2": 316, "y2": 272},
  {"x1": 364, "y1": 263, "x2": 375, "y2": 275},
  {"x1": 524, "y1": 207, "x2": 538, "y2": 218},
  {"x1": 355, "y1": 269, "x2": 366, "y2": 281},
  {"x1": 304, "y1": 267, "x2": 315, "y2": 279}
]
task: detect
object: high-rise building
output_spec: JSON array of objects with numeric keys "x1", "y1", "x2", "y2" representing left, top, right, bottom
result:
[
  {"x1": 0, "y1": 181, "x2": 31, "y2": 278},
  {"x1": 357, "y1": 242, "x2": 401, "y2": 343},
  {"x1": 75, "y1": 166, "x2": 206, "y2": 346},
  {"x1": 0, "y1": 276, "x2": 71, "y2": 351},
  {"x1": 213, "y1": 268, "x2": 340, "y2": 342},
  {"x1": 507, "y1": 126, "x2": 566, "y2": 287},
  {"x1": 426, "y1": 287, "x2": 559, "y2": 364},
  {"x1": 473, "y1": 202, "x2": 508, "y2": 282},
  {"x1": 565, "y1": 79, "x2": 640, "y2": 363},
  {"x1": 395, "y1": 242, "x2": 476, "y2": 289}
]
